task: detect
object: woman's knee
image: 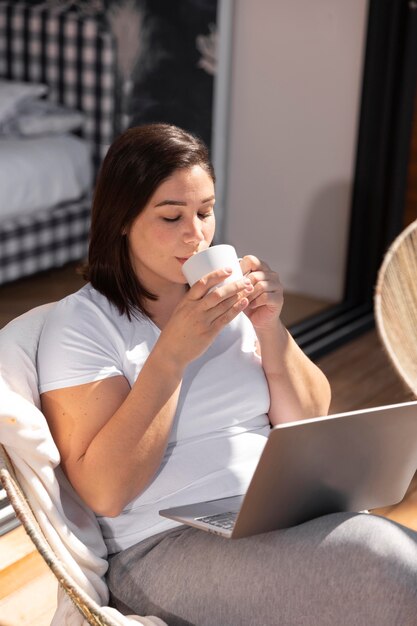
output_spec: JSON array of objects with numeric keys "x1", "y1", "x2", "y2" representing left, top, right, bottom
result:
[
  {"x1": 278, "y1": 513, "x2": 417, "y2": 624},
  {"x1": 315, "y1": 513, "x2": 417, "y2": 596},
  {"x1": 319, "y1": 512, "x2": 417, "y2": 560}
]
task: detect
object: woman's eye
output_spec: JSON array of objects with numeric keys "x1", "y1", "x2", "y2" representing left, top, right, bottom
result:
[{"x1": 162, "y1": 211, "x2": 214, "y2": 223}]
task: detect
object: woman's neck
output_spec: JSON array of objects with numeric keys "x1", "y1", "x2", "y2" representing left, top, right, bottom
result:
[{"x1": 146, "y1": 283, "x2": 188, "y2": 330}]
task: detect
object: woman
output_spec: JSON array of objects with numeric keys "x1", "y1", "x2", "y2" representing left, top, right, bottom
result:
[{"x1": 37, "y1": 124, "x2": 417, "y2": 625}]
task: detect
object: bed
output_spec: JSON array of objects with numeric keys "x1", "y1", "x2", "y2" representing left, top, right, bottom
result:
[{"x1": 0, "y1": 1, "x2": 118, "y2": 285}]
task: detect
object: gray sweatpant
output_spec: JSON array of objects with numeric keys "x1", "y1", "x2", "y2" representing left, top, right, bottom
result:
[{"x1": 107, "y1": 512, "x2": 417, "y2": 626}]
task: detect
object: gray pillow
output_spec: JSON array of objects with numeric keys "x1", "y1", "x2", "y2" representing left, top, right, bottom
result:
[
  {"x1": 0, "y1": 99, "x2": 84, "y2": 137},
  {"x1": 0, "y1": 79, "x2": 48, "y2": 124}
]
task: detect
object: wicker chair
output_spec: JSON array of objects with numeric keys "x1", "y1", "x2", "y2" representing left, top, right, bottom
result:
[
  {"x1": 0, "y1": 444, "x2": 120, "y2": 626},
  {"x1": 373, "y1": 219, "x2": 417, "y2": 529},
  {"x1": 0, "y1": 305, "x2": 165, "y2": 626},
  {"x1": 374, "y1": 218, "x2": 417, "y2": 397}
]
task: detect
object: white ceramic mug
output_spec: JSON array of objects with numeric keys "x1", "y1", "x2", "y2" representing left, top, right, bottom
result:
[{"x1": 182, "y1": 244, "x2": 243, "y2": 288}]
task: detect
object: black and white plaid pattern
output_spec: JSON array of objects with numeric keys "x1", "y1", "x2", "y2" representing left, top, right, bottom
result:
[
  {"x1": 0, "y1": 195, "x2": 91, "y2": 284},
  {"x1": 0, "y1": 1, "x2": 118, "y2": 173},
  {"x1": 0, "y1": 2, "x2": 118, "y2": 286}
]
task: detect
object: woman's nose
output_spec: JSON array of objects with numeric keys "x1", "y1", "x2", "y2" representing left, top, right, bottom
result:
[{"x1": 183, "y1": 217, "x2": 205, "y2": 243}]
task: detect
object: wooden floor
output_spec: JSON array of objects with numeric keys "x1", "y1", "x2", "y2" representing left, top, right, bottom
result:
[{"x1": 0, "y1": 263, "x2": 415, "y2": 625}]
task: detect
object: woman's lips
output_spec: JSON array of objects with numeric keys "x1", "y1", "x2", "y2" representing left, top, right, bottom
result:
[{"x1": 176, "y1": 251, "x2": 201, "y2": 265}]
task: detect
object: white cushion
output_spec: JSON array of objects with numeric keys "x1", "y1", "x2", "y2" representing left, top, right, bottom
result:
[
  {"x1": 0, "y1": 79, "x2": 47, "y2": 124},
  {"x1": 0, "y1": 99, "x2": 84, "y2": 137}
]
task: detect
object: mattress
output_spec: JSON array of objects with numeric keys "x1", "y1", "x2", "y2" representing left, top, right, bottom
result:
[{"x1": 0, "y1": 134, "x2": 92, "y2": 220}]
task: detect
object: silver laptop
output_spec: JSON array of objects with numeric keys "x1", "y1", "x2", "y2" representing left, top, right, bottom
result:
[{"x1": 159, "y1": 401, "x2": 417, "y2": 539}]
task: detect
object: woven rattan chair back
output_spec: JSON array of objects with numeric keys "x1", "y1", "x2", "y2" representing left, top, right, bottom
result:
[
  {"x1": 0, "y1": 443, "x2": 120, "y2": 626},
  {"x1": 375, "y1": 218, "x2": 417, "y2": 397}
]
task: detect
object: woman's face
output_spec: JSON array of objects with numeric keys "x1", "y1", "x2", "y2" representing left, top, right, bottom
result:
[{"x1": 127, "y1": 165, "x2": 216, "y2": 293}]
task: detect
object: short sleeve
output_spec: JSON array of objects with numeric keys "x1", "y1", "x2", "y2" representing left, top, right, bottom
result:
[{"x1": 37, "y1": 292, "x2": 124, "y2": 393}]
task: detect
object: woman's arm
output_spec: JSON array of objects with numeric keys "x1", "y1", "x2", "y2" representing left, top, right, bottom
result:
[
  {"x1": 42, "y1": 347, "x2": 184, "y2": 518},
  {"x1": 41, "y1": 269, "x2": 253, "y2": 517},
  {"x1": 240, "y1": 255, "x2": 331, "y2": 425},
  {"x1": 255, "y1": 320, "x2": 331, "y2": 425}
]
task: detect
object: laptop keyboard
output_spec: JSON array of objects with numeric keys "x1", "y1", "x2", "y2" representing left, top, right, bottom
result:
[{"x1": 196, "y1": 511, "x2": 238, "y2": 530}]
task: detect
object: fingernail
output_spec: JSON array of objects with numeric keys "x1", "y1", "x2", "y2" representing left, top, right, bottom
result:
[
  {"x1": 224, "y1": 267, "x2": 233, "y2": 273},
  {"x1": 244, "y1": 278, "x2": 252, "y2": 285}
]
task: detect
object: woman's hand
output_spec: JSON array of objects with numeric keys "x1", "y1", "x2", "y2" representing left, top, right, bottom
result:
[
  {"x1": 239, "y1": 255, "x2": 331, "y2": 424},
  {"x1": 157, "y1": 268, "x2": 254, "y2": 369},
  {"x1": 239, "y1": 255, "x2": 284, "y2": 330}
]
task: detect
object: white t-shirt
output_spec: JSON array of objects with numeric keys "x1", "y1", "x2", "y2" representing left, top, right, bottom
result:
[{"x1": 37, "y1": 284, "x2": 271, "y2": 552}]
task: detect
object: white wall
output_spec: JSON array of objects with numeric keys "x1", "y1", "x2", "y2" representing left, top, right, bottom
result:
[{"x1": 218, "y1": 0, "x2": 369, "y2": 301}]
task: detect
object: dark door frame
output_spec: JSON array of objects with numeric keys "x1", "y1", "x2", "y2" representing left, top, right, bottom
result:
[{"x1": 290, "y1": 0, "x2": 417, "y2": 359}]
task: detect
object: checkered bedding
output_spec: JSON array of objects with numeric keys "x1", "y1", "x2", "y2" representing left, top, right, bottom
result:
[
  {"x1": 0, "y1": 1, "x2": 118, "y2": 285},
  {"x1": 0, "y1": 195, "x2": 91, "y2": 284}
]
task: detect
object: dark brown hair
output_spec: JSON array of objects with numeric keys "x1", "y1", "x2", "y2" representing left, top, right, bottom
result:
[{"x1": 83, "y1": 123, "x2": 215, "y2": 319}]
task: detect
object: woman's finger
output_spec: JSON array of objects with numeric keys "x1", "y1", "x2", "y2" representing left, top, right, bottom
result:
[
  {"x1": 246, "y1": 269, "x2": 280, "y2": 285},
  {"x1": 187, "y1": 268, "x2": 234, "y2": 300},
  {"x1": 211, "y1": 296, "x2": 249, "y2": 329},
  {"x1": 203, "y1": 277, "x2": 253, "y2": 309},
  {"x1": 246, "y1": 280, "x2": 268, "y2": 303},
  {"x1": 239, "y1": 254, "x2": 265, "y2": 276},
  {"x1": 246, "y1": 277, "x2": 282, "y2": 302},
  {"x1": 201, "y1": 281, "x2": 253, "y2": 324},
  {"x1": 247, "y1": 291, "x2": 271, "y2": 309}
]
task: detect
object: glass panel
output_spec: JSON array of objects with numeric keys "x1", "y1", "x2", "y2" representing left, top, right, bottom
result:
[
  {"x1": 404, "y1": 92, "x2": 417, "y2": 228},
  {"x1": 213, "y1": 0, "x2": 369, "y2": 327}
]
